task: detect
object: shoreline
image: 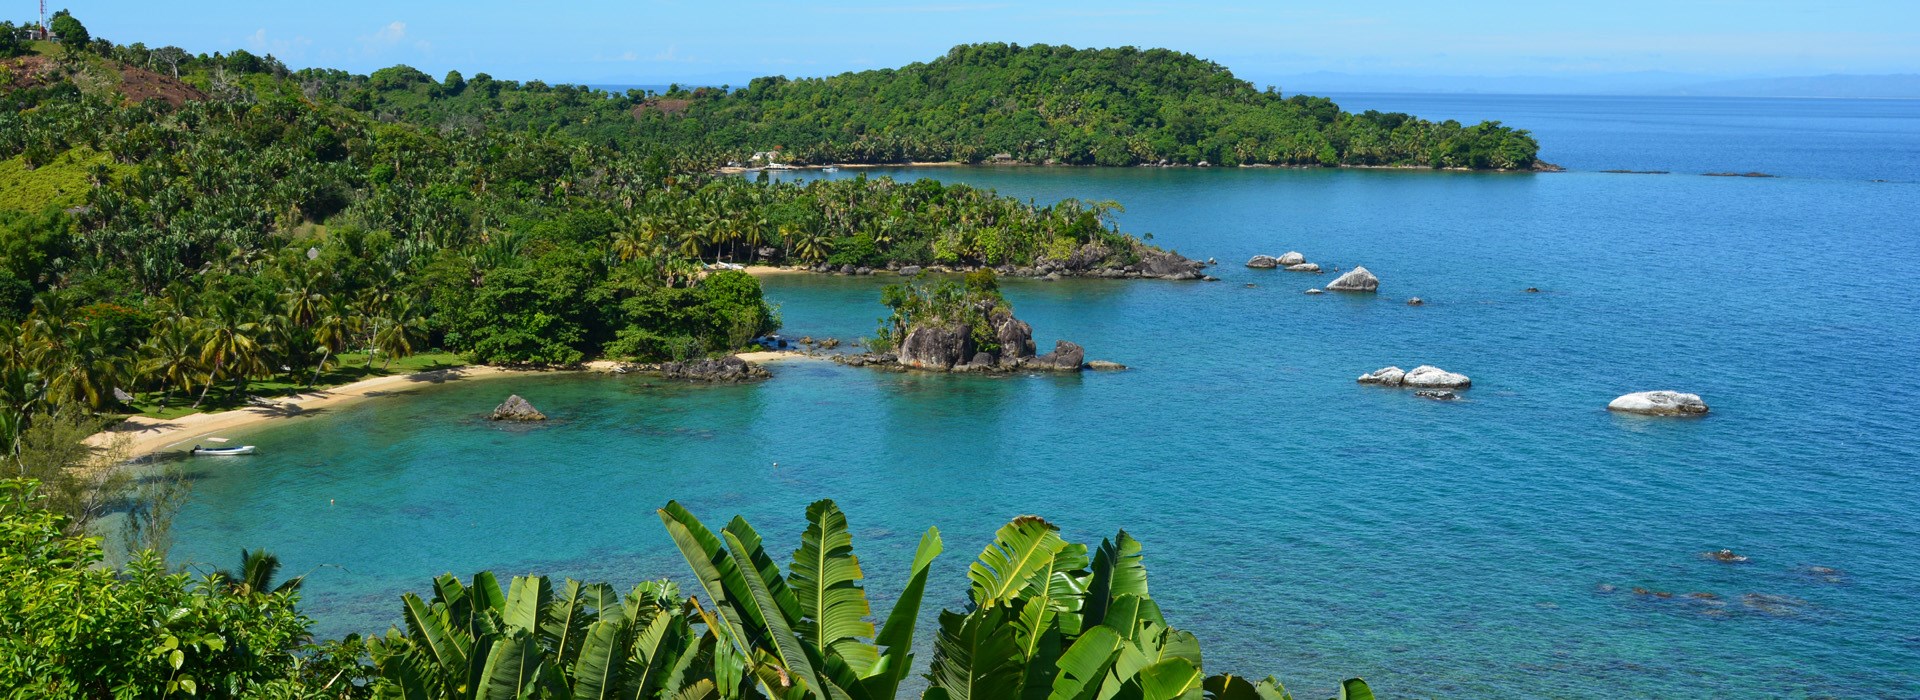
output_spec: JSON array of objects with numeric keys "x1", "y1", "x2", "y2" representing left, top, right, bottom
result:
[
  {"x1": 94, "y1": 355, "x2": 818, "y2": 460},
  {"x1": 92, "y1": 366, "x2": 521, "y2": 461}
]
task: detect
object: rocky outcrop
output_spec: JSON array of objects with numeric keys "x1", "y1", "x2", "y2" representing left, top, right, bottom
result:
[
  {"x1": 1358, "y1": 365, "x2": 1470, "y2": 389},
  {"x1": 1285, "y1": 263, "x2": 1320, "y2": 272},
  {"x1": 1415, "y1": 390, "x2": 1460, "y2": 401},
  {"x1": 1608, "y1": 391, "x2": 1708, "y2": 416},
  {"x1": 1277, "y1": 251, "x2": 1306, "y2": 266},
  {"x1": 1135, "y1": 249, "x2": 1208, "y2": 280},
  {"x1": 1356, "y1": 366, "x2": 1407, "y2": 385},
  {"x1": 1325, "y1": 266, "x2": 1379, "y2": 292},
  {"x1": 1403, "y1": 365, "x2": 1472, "y2": 388},
  {"x1": 656, "y1": 355, "x2": 772, "y2": 382},
  {"x1": 899, "y1": 265, "x2": 923, "y2": 276},
  {"x1": 1031, "y1": 340, "x2": 1085, "y2": 370},
  {"x1": 1246, "y1": 255, "x2": 1279, "y2": 269},
  {"x1": 490, "y1": 395, "x2": 546, "y2": 421},
  {"x1": 992, "y1": 311, "x2": 1036, "y2": 359},
  {"x1": 898, "y1": 322, "x2": 974, "y2": 370},
  {"x1": 1087, "y1": 360, "x2": 1127, "y2": 371},
  {"x1": 1406, "y1": 297, "x2": 1425, "y2": 306}
]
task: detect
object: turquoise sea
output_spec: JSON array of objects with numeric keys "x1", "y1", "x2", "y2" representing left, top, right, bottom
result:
[{"x1": 167, "y1": 95, "x2": 1920, "y2": 697}]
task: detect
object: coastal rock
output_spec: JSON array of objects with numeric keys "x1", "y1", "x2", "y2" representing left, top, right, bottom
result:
[
  {"x1": 1403, "y1": 365, "x2": 1471, "y2": 388},
  {"x1": 1702, "y1": 549, "x2": 1749, "y2": 563},
  {"x1": 898, "y1": 322, "x2": 973, "y2": 370},
  {"x1": 490, "y1": 394, "x2": 547, "y2": 421},
  {"x1": 1406, "y1": 297, "x2": 1425, "y2": 306},
  {"x1": 1357, "y1": 366, "x2": 1407, "y2": 385},
  {"x1": 1415, "y1": 390, "x2": 1460, "y2": 401},
  {"x1": 1325, "y1": 266, "x2": 1380, "y2": 292},
  {"x1": 839, "y1": 264, "x2": 856, "y2": 275},
  {"x1": 1305, "y1": 288, "x2": 1324, "y2": 295},
  {"x1": 1608, "y1": 391, "x2": 1709, "y2": 416},
  {"x1": 1087, "y1": 360, "x2": 1127, "y2": 371},
  {"x1": 1137, "y1": 249, "x2": 1207, "y2": 280},
  {"x1": 658, "y1": 355, "x2": 772, "y2": 382},
  {"x1": 899, "y1": 265, "x2": 923, "y2": 276},
  {"x1": 855, "y1": 266, "x2": 873, "y2": 275},
  {"x1": 1277, "y1": 251, "x2": 1306, "y2": 266},
  {"x1": 992, "y1": 311, "x2": 1036, "y2": 359},
  {"x1": 1246, "y1": 255, "x2": 1280, "y2": 269},
  {"x1": 1285, "y1": 263, "x2": 1321, "y2": 272},
  {"x1": 1031, "y1": 340, "x2": 1085, "y2": 370}
]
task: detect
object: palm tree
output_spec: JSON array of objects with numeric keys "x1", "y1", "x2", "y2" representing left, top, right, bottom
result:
[
  {"x1": 307, "y1": 304, "x2": 350, "y2": 387},
  {"x1": 192, "y1": 300, "x2": 264, "y2": 409},
  {"x1": 372, "y1": 298, "x2": 424, "y2": 370},
  {"x1": 213, "y1": 549, "x2": 303, "y2": 597},
  {"x1": 139, "y1": 317, "x2": 202, "y2": 408}
]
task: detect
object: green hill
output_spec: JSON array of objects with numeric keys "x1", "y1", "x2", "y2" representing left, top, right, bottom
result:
[{"x1": 327, "y1": 43, "x2": 1546, "y2": 170}]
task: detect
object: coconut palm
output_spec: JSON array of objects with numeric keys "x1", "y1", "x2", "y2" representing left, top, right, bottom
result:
[
  {"x1": 191, "y1": 299, "x2": 265, "y2": 409},
  {"x1": 139, "y1": 317, "x2": 202, "y2": 408},
  {"x1": 213, "y1": 549, "x2": 304, "y2": 597},
  {"x1": 307, "y1": 304, "x2": 350, "y2": 387}
]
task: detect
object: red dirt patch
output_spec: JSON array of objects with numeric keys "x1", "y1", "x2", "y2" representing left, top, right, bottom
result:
[
  {"x1": 631, "y1": 97, "x2": 691, "y2": 118},
  {"x1": 115, "y1": 64, "x2": 206, "y2": 107},
  {"x1": 1, "y1": 55, "x2": 206, "y2": 107}
]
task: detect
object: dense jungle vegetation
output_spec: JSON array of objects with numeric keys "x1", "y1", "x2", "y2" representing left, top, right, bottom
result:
[
  {"x1": 0, "y1": 18, "x2": 1158, "y2": 457},
  {"x1": 298, "y1": 43, "x2": 1540, "y2": 169}
]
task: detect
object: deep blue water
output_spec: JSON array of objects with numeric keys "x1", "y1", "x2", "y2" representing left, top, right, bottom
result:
[{"x1": 167, "y1": 95, "x2": 1920, "y2": 697}]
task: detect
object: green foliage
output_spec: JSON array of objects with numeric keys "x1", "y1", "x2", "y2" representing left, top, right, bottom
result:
[
  {"x1": 0, "y1": 478, "x2": 330, "y2": 698},
  {"x1": 0, "y1": 147, "x2": 120, "y2": 211},
  {"x1": 875, "y1": 271, "x2": 1009, "y2": 355},
  {"x1": 50, "y1": 10, "x2": 90, "y2": 51},
  {"x1": 316, "y1": 43, "x2": 1537, "y2": 170}
]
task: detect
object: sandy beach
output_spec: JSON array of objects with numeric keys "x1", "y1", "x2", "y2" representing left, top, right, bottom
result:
[
  {"x1": 94, "y1": 355, "x2": 816, "y2": 460},
  {"x1": 92, "y1": 366, "x2": 520, "y2": 460},
  {"x1": 741, "y1": 265, "x2": 815, "y2": 277}
]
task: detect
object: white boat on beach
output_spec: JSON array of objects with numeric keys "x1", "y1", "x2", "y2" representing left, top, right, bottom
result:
[{"x1": 191, "y1": 445, "x2": 256, "y2": 456}]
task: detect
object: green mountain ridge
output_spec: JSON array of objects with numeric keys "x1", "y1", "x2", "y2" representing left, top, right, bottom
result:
[{"x1": 315, "y1": 42, "x2": 1545, "y2": 170}]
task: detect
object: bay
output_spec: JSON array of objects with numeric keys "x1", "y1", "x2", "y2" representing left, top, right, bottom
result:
[{"x1": 168, "y1": 94, "x2": 1920, "y2": 697}]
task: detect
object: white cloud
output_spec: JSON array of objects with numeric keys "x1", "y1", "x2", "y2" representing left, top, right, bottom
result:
[{"x1": 371, "y1": 21, "x2": 407, "y2": 45}]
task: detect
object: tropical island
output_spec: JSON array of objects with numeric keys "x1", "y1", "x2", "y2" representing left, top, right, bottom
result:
[
  {"x1": 0, "y1": 10, "x2": 1561, "y2": 697},
  {"x1": 313, "y1": 42, "x2": 1545, "y2": 171}
]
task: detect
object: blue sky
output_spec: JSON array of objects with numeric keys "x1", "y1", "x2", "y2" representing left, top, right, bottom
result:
[{"x1": 48, "y1": 1, "x2": 1920, "y2": 85}]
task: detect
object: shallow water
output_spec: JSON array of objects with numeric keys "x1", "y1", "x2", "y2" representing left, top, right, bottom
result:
[{"x1": 169, "y1": 95, "x2": 1920, "y2": 697}]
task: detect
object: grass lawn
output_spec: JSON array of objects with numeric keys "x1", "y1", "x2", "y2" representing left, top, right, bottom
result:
[{"x1": 121, "y1": 351, "x2": 467, "y2": 420}]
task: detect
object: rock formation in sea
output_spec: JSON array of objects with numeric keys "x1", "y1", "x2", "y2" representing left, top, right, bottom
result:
[
  {"x1": 1277, "y1": 251, "x2": 1307, "y2": 266},
  {"x1": 1326, "y1": 265, "x2": 1380, "y2": 292},
  {"x1": 1403, "y1": 365, "x2": 1472, "y2": 388},
  {"x1": 1285, "y1": 263, "x2": 1320, "y2": 272},
  {"x1": 1358, "y1": 365, "x2": 1471, "y2": 389},
  {"x1": 1356, "y1": 366, "x2": 1407, "y2": 385},
  {"x1": 868, "y1": 271, "x2": 1091, "y2": 373},
  {"x1": 1246, "y1": 255, "x2": 1279, "y2": 268},
  {"x1": 1608, "y1": 391, "x2": 1709, "y2": 415},
  {"x1": 1087, "y1": 360, "x2": 1127, "y2": 371},
  {"x1": 490, "y1": 394, "x2": 547, "y2": 421},
  {"x1": 1406, "y1": 297, "x2": 1425, "y2": 306},
  {"x1": 650, "y1": 355, "x2": 773, "y2": 382}
]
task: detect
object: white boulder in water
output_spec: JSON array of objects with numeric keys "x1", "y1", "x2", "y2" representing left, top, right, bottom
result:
[
  {"x1": 1402, "y1": 365, "x2": 1471, "y2": 388},
  {"x1": 1285, "y1": 263, "x2": 1321, "y2": 272},
  {"x1": 1277, "y1": 251, "x2": 1307, "y2": 266},
  {"x1": 1608, "y1": 391, "x2": 1708, "y2": 416},
  {"x1": 1357, "y1": 366, "x2": 1407, "y2": 385},
  {"x1": 1326, "y1": 266, "x2": 1379, "y2": 292}
]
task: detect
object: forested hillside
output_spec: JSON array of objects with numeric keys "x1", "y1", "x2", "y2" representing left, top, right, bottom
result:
[
  {"x1": 309, "y1": 43, "x2": 1544, "y2": 170},
  {"x1": 0, "y1": 25, "x2": 1164, "y2": 451}
]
